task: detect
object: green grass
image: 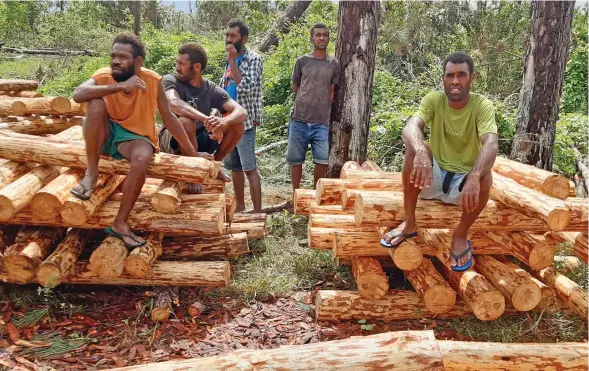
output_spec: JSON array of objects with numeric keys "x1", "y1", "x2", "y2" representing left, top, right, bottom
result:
[{"x1": 554, "y1": 242, "x2": 588, "y2": 289}]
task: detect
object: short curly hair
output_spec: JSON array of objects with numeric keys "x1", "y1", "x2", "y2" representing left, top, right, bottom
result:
[
  {"x1": 178, "y1": 42, "x2": 208, "y2": 70},
  {"x1": 113, "y1": 32, "x2": 146, "y2": 58}
]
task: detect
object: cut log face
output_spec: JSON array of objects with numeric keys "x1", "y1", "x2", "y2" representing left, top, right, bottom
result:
[
  {"x1": 88, "y1": 236, "x2": 129, "y2": 278},
  {"x1": 124, "y1": 232, "x2": 164, "y2": 278},
  {"x1": 151, "y1": 180, "x2": 184, "y2": 214},
  {"x1": 61, "y1": 261, "x2": 230, "y2": 287},
  {"x1": 161, "y1": 233, "x2": 248, "y2": 259},
  {"x1": 35, "y1": 229, "x2": 90, "y2": 287},
  {"x1": 566, "y1": 197, "x2": 588, "y2": 232},
  {"x1": 0, "y1": 135, "x2": 213, "y2": 183},
  {"x1": 405, "y1": 258, "x2": 456, "y2": 314},
  {"x1": 30, "y1": 168, "x2": 84, "y2": 220},
  {"x1": 294, "y1": 188, "x2": 316, "y2": 215},
  {"x1": 0, "y1": 165, "x2": 60, "y2": 220},
  {"x1": 490, "y1": 172, "x2": 571, "y2": 231},
  {"x1": 483, "y1": 231, "x2": 556, "y2": 271},
  {"x1": 498, "y1": 258, "x2": 556, "y2": 310},
  {"x1": 474, "y1": 255, "x2": 541, "y2": 311},
  {"x1": 493, "y1": 156, "x2": 571, "y2": 200},
  {"x1": 0, "y1": 79, "x2": 38, "y2": 92},
  {"x1": 59, "y1": 174, "x2": 126, "y2": 225},
  {"x1": 3, "y1": 227, "x2": 66, "y2": 284},
  {"x1": 351, "y1": 256, "x2": 389, "y2": 300},
  {"x1": 188, "y1": 301, "x2": 206, "y2": 318},
  {"x1": 10, "y1": 96, "x2": 73, "y2": 116},
  {"x1": 534, "y1": 267, "x2": 588, "y2": 320}
]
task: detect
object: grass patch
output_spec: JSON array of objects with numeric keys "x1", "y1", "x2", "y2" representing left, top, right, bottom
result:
[
  {"x1": 21, "y1": 333, "x2": 95, "y2": 359},
  {"x1": 444, "y1": 309, "x2": 587, "y2": 343},
  {"x1": 13, "y1": 308, "x2": 50, "y2": 328},
  {"x1": 554, "y1": 242, "x2": 588, "y2": 289}
]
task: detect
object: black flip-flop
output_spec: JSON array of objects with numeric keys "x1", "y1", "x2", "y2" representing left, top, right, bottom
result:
[
  {"x1": 380, "y1": 230, "x2": 418, "y2": 248},
  {"x1": 451, "y1": 240, "x2": 473, "y2": 272},
  {"x1": 104, "y1": 227, "x2": 146, "y2": 248},
  {"x1": 70, "y1": 182, "x2": 94, "y2": 201}
]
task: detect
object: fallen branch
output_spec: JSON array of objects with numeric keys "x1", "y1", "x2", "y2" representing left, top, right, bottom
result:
[
  {"x1": 246, "y1": 201, "x2": 292, "y2": 215},
  {"x1": 255, "y1": 140, "x2": 288, "y2": 155},
  {"x1": 1, "y1": 46, "x2": 95, "y2": 56}
]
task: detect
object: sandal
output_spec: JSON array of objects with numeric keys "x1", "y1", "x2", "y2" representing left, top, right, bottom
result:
[
  {"x1": 104, "y1": 227, "x2": 146, "y2": 248},
  {"x1": 70, "y1": 182, "x2": 95, "y2": 201},
  {"x1": 380, "y1": 230, "x2": 418, "y2": 248},
  {"x1": 451, "y1": 240, "x2": 473, "y2": 272}
]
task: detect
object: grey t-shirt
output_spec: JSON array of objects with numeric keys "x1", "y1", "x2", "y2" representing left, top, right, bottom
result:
[
  {"x1": 162, "y1": 74, "x2": 230, "y2": 128},
  {"x1": 291, "y1": 55, "x2": 341, "y2": 125}
]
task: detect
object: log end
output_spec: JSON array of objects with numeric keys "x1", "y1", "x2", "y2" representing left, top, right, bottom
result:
[
  {"x1": 150, "y1": 194, "x2": 181, "y2": 214},
  {"x1": 124, "y1": 255, "x2": 151, "y2": 278},
  {"x1": 546, "y1": 208, "x2": 571, "y2": 232},
  {"x1": 10, "y1": 101, "x2": 26, "y2": 116},
  {"x1": 36, "y1": 263, "x2": 63, "y2": 288},
  {"x1": 4, "y1": 255, "x2": 37, "y2": 284},
  {"x1": 543, "y1": 176, "x2": 572, "y2": 200},
  {"x1": 357, "y1": 273, "x2": 389, "y2": 300},
  {"x1": 187, "y1": 301, "x2": 206, "y2": 318},
  {"x1": 51, "y1": 97, "x2": 72, "y2": 114},
  {"x1": 391, "y1": 243, "x2": 424, "y2": 271},
  {"x1": 472, "y1": 290, "x2": 505, "y2": 321},
  {"x1": 529, "y1": 246, "x2": 555, "y2": 271},
  {"x1": 0, "y1": 196, "x2": 16, "y2": 220},
  {"x1": 423, "y1": 286, "x2": 457, "y2": 314},
  {"x1": 59, "y1": 202, "x2": 87, "y2": 226},
  {"x1": 512, "y1": 282, "x2": 542, "y2": 312},
  {"x1": 88, "y1": 237, "x2": 128, "y2": 278},
  {"x1": 150, "y1": 308, "x2": 171, "y2": 322},
  {"x1": 31, "y1": 193, "x2": 61, "y2": 220}
]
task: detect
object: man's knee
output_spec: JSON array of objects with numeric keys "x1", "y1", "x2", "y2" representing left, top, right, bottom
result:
[
  {"x1": 244, "y1": 168, "x2": 259, "y2": 178},
  {"x1": 178, "y1": 116, "x2": 196, "y2": 131},
  {"x1": 130, "y1": 149, "x2": 153, "y2": 172},
  {"x1": 86, "y1": 98, "x2": 107, "y2": 117}
]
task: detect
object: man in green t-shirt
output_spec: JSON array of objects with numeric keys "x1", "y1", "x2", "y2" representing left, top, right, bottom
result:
[{"x1": 381, "y1": 51, "x2": 498, "y2": 272}]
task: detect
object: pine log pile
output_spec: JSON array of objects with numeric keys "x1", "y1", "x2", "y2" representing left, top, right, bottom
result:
[
  {"x1": 0, "y1": 79, "x2": 267, "y2": 290},
  {"x1": 298, "y1": 160, "x2": 588, "y2": 322}
]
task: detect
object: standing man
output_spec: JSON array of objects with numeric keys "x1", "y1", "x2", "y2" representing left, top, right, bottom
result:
[
  {"x1": 71, "y1": 32, "x2": 199, "y2": 248},
  {"x1": 287, "y1": 23, "x2": 340, "y2": 189},
  {"x1": 159, "y1": 42, "x2": 247, "y2": 193},
  {"x1": 380, "y1": 52, "x2": 498, "y2": 272},
  {"x1": 221, "y1": 18, "x2": 263, "y2": 213}
]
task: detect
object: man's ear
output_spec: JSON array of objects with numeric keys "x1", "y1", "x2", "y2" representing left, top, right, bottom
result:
[
  {"x1": 470, "y1": 71, "x2": 477, "y2": 84},
  {"x1": 242, "y1": 35, "x2": 248, "y2": 44},
  {"x1": 193, "y1": 62, "x2": 202, "y2": 73},
  {"x1": 135, "y1": 56, "x2": 144, "y2": 69}
]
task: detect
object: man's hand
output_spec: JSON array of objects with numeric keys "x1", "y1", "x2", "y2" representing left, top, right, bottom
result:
[
  {"x1": 209, "y1": 126, "x2": 224, "y2": 143},
  {"x1": 195, "y1": 151, "x2": 214, "y2": 160},
  {"x1": 120, "y1": 75, "x2": 147, "y2": 94},
  {"x1": 204, "y1": 116, "x2": 226, "y2": 132},
  {"x1": 410, "y1": 149, "x2": 433, "y2": 189},
  {"x1": 459, "y1": 175, "x2": 481, "y2": 213},
  {"x1": 226, "y1": 44, "x2": 238, "y2": 61}
]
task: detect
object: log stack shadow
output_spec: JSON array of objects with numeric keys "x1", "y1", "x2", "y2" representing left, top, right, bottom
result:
[
  {"x1": 0, "y1": 79, "x2": 268, "y2": 290},
  {"x1": 296, "y1": 159, "x2": 588, "y2": 322}
]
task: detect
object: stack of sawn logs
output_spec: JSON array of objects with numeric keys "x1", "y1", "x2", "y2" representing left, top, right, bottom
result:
[
  {"x1": 0, "y1": 78, "x2": 267, "y2": 290},
  {"x1": 295, "y1": 158, "x2": 588, "y2": 322}
]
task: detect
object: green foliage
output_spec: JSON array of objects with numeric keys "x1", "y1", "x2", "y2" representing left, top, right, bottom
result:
[
  {"x1": 40, "y1": 56, "x2": 109, "y2": 97},
  {"x1": 553, "y1": 113, "x2": 589, "y2": 177},
  {"x1": 562, "y1": 7, "x2": 588, "y2": 114}
]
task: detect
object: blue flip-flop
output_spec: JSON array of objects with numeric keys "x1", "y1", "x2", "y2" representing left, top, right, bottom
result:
[
  {"x1": 380, "y1": 230, "x2": 418, "y2": 248},
  {"x1": 451, "y1": 240, "x2": 473, "y2": 272},
  {"x1": 104, "y1": 227, "x2": 146, "y2": 249}
]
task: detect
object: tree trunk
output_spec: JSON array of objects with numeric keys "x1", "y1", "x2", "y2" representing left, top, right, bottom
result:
[
  {"x1": 224, "y1": 221, "x2": 266, "y2": 239},
  {"x1": 551, "y1": 231, "x2": 588, "y2": 263},
  {"x1": 88, "y1": 235, "x2": 129, "y2": 278},
  {"x1": 405, "y1": 258, "x2": 456, "y2": 314},
  {"x1": 30, "y1": 168, "x2": 85, "y2": 219},
  {"x1": 293, "y1": 188, "x2": 316, "y2": 215},
  {"x1": 438, "y1": 340, "x2": 588, "y2": 371},
  {"x1": 327, "y1": 1, "x2": 379, "y2": 178},
  {"x1": 3, "y1": 227, "x2": 66, "y2": 284},
  {"x1": 151, "y1": 180, "x2": 184, "y2": 214},
  {"x1": 315, "y1": 178, "x2": 402, "y2": 206},
  {"x1": 58, "y1": 261, "x2": 230, "y2": 287},
  {"x1": 0, "y1": 116, "x2": 82, "y2": 135},
  {"x1": 533, "y1": 267, "x2": 588, "y2": 320},
  {"x1": 307, "y1": 226, "x2": 376, "y2": 250},
  {"x1": 144, "y1": 0, "x2": 158, "y2": 28},
  {"x1": 108, "y1": 330, "x2": 445, "y2": 371},
  {"x1": 497, "y1": 258, "x2": 556, "y2": 310},
  {"x1": 0, "y1": 79, "x2": 38, "y2": 92},
  {"x1": 124, "y1": 232, "x2": 164, "y2": 277},
  {"x1": 510, "y1": 1, "x2": 575, "y2": 169},
  {"x1": 59, "y1": 174, "x2": 126, "y2": 225},
  {"x1": 310, "y1": 214, "x2": 360, "y2": 229},
  {"x1": 258, "y1": 1, "x2": 313, "y2": 53},
  {"x1": 351, "y1": 256, "x2": 389, "y2": 300},
  {"x1": 150, "y1": 286, "x2": 178, "y2": 322},
  {"x1": 133, "y1": 1, "x2": 141, "y2": 36},
  {"x1": 490, "y1": 172, "x2": 570, "y2": 231},
  {"x1": 11, "y1": 97, "x2": 85, "y2": 116},
  {"x1": 36, "y1": 229, "x2": 90, "y2": 287},
  {"x1": 483, "y1": 231, "x2": 556, "y2": 271},
  {"x1": 161, "y1": 232, "x2": 249, "y2": 259},
  {"x1": 493, "y1": 157, "x2": 571, "y2": 200},
  {"x1": 0, "y1": 134, "x2": 215, "y2": 184},
  {"x1": 474, "y1": 255, "x2": 541, "y2": 311},
  {"x1": 0, "y1": 90, "x2": 43, "y2": 98}
]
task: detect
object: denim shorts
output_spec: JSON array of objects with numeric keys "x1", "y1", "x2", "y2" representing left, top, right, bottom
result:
[
  {"x1": 419, "y1": 158, "x2": 467, "y2": 205},
  {"x1": 286, "y1": 118, "x2": 329, "y2": 165},
  {"x1": 224, "y1": 126, "x2": 257, "y2": 171}
]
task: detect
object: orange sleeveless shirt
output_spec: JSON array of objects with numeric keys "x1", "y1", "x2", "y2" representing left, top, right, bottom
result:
[{"x1": 91, "y1": 67, "x2": 162, "y2": 149}]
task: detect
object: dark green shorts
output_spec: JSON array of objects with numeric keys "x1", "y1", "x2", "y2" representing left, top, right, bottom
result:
[{"x1": 101, "y1": 120, "x2": 155, "y2": 160}]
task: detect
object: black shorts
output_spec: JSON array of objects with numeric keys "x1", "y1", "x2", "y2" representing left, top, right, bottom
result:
[{"x1": 158, "y1": 126, "x2": 218, "y2": 155}]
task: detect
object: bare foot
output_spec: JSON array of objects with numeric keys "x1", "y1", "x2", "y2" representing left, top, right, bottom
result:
[
  {"x1": 186, "y1": 183, "x2": 205, "y2": 194},
  {"x1": 382, "y1": 220, "x2": 417, "y2": 246},
  {"x1": 196, "y1": 152, "x2": 214, "y2": 160},
  {"x1": 71, "y1": 172, "x2": 98, "y2": 200},
  {"x1": 110, "y1": 222, "x2": 145, "y2": 247},
  {"x1": 451, "y1": 235, "x2": 472, "y2": 268},
  {"x1": 216, "y1": 171, "x2": 231, "y2": 182},
  {"x1": 235, "y1": 204, "x2": 246, "y2": 213}
]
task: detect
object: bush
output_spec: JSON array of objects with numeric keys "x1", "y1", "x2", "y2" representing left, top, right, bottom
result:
[{"x1": 553, "y1": 113, "x2": 589, "y2": 177}]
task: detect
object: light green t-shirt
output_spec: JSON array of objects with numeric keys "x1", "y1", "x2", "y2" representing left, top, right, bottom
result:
[{"x1": 414, "y1": 91, "x2": 497, "y2": 173}]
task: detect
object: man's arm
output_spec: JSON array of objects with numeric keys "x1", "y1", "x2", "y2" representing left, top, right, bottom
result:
[
  {"x1": 227, "y1": 45, "x2": 243, "y2": 86},
  {"x1": 72, "y1": 76, "x2": 145, "y2": 103},
  {"x1": 204, "y1": 99, "x2": 247, "y2": 143},
  {"x1": 157, "y1": 81, "x2": 209, "y2": 159},
  {"x1": 459, "y1": 132, "x2": 498, "y2": 213},
  {"x1": 291, "y1": 82, "x2": 299, "y2": 94},
  {"x1": 329, "y1": 84, "x2": 335, "y2": 103},
  {"x1": 402, "y1": 116, "x2": 432, "y2": 190},
  {"x1": 165, "y1": 89, "x2": 209, "y2": 123}
]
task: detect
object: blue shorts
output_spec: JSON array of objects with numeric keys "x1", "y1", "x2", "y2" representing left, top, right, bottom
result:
[
  {"x1": 286, "y1": 118, "x2": 329, "y2": 165},
  {"x1": 419, "y1": 158, "x2": 467, "y2": 205},
  {"x1": 224, "y1": 127, "x2": 257, "y2": 172}
]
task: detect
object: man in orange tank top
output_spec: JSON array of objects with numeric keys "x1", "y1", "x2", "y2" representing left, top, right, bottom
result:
[{"x1": 70, "y1": 32, "x2": 199, "y2": 248}]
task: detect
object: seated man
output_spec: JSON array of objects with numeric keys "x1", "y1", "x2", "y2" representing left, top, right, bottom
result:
[
  {"x1": 380, "y1": 51, "x2": 498, "y2": 272},
  {"x1": 71, "y1": 32, "x2": 200, "y2": 248},
  {"x1": 159, "y1": 42, "x2": 247, "y2": 193}
]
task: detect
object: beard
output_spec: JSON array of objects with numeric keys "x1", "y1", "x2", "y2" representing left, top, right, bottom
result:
[
  {"x1": 176, "y1": 69, "x2": 195, "y2": 82},
  {"x1": 444, "y1": 84, "x2": 471, "y2": 102},
  {"x1": 112, "y1": 64, "x2": 136, "y2": 82},
  {"x1": 228, "y1": 39, "x2": 243, "y2": 52}
]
